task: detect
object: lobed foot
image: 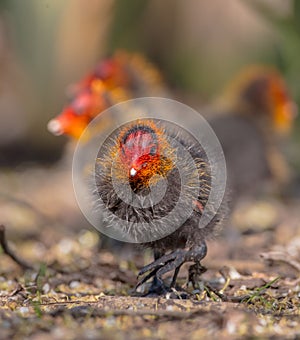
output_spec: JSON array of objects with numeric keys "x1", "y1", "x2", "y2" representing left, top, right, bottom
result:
[{"x1": 135, "y1": 242, "x2": 207, "y2": 295}]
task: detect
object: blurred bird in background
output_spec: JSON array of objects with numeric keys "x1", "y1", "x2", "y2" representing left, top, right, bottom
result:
[
  {"x1": 48, "y1": 51, "x2": 167, "y2": 139},
  {"x1": 196, "y1": 65, "x2": 298, "y2": 250},
  {"x1": 207, "y1": 66, "x2": 297, "y2": 202}
]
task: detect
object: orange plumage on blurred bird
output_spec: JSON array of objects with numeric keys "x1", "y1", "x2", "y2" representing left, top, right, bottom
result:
[{"x1": 47, "y1": 51, "x2": 166, "y2": 139}]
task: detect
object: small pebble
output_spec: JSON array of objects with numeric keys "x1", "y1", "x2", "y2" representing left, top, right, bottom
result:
[
  {"x1": 19, "y1": 306, "x2": 29, "y2": 314},
  {"x1": 43, "y1": 283, "x2": 50, "y2": 294},
  {"x1": 70, "y1": 281, "x2": 80, "y2": 289}
]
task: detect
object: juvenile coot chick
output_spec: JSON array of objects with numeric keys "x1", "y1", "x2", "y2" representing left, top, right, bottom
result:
[
  {"x1": 48, "y1": 51, "x2": 166, "y2": 139},
  {"x1": 208, "y1": 66, "x2": 296, "y2": 200},
  {"x1": 94, "y1": 119, "x2": 226, "y2": 294}
]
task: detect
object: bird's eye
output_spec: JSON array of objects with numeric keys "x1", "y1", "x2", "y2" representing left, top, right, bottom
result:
[{"x1": 149, "y1": 146, "x2": 156, "y2": 155}]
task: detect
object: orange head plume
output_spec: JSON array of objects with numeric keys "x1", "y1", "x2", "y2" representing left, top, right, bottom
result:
[
  {"x1": 115, "y1": 120, "x2": 173, "y2": 188},
  {"x1": 221, "y1": 65, "x2": 297, "y2": 134},
  {"x1": 48, "y1": 53, "x2": 131, "y2": 139},
  {"x1": 267, "y1": 72, "x2": 297, "y2": 134},
  {"x1": 47, "y1": 87, "x2": 108, "y2": 139},
  {"x1": 66, "y1": 55, "x2": 130, "y2": 98}
]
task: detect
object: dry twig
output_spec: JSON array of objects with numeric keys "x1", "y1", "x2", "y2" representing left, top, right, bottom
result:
[{"x1": 0, "y1": 224, "x2": 33, "y2": 270}]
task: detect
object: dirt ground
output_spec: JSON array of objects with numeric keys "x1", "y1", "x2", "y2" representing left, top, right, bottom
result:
[{"x1": 1, "y1": 164, "x2": 300, "y2": 340}]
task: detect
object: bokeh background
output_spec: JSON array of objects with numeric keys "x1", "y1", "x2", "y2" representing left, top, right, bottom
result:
[
  {"x1": 1, "y1": 2, "x2": 300, "y2": 338},
  {"x1": 0, "y1": 0, "x2": 300, "y2": 166}
]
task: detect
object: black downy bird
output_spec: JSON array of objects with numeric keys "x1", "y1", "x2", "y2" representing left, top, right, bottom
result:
[
  {"x1": 207, "y1": 66, "x2": 296, "y2": 201},
  {"x1": 94, "y1": 118, "x2": 227, "y2": 294}
]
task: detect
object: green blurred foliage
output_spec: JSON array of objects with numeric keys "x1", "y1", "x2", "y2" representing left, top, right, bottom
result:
[
  {"x1": 108, "y1": 1, "x2": 299, "y2": 99},
  {"x1": 246, "y1": 1, "x2": 300, "y2": 100},
  {"x1": 108, "y1": 0, "x2": 150, "y2": 52}
]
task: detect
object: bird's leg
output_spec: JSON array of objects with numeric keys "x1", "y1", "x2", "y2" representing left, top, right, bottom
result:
[
  {"x1": 154, "y1": 249, "x2": 163, "y2": 260},
  {"x1": 187, "y1": 242, "x2": 207, "y2": 289},
  {"x1": 136, "y1": 242, "x2": 208, "y2": 294},
  {"x1": 188, "y1": 262, "x2": 207, "y2": 290},
  {"x1": 170, "y1": 264, "x2": 182, "y2": 289},
  {"x1": 138, "y1": 250, "x2": 178, "y2": 276},
  {"x1": 148, "y1": 249, "x2": 167, "y2": 294},
  {"x1": 135, "y1": 249, "x2": 168, "y2": 295}
]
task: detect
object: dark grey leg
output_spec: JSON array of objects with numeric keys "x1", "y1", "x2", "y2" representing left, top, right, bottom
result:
[
  {"x1": 170, "y1": 264, "x2": 182, "y2": 288},
  {"x1": 136, "y1": 241, "x2": 208, "y2": 293},
  {"x1": 149, "y1": 249, "x2": 166, "y2": 293}
]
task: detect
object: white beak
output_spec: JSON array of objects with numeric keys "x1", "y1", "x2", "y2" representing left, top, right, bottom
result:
[
  {"x1": 130, "y1": 168, "x2": 137, "y2": 177},
  {"x1": 47, "y1": 119, "x2": 63, "y2": 136}
]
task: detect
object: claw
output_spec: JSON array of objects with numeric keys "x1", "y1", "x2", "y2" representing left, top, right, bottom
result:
[
  {"x1": 135, "y1": 242, "x2": 208, "y2": 296},
  {"x1": 135, "y1": 268, "x2": 159, "y2": 289},
  {"x1": 137, "y1": 250, "x2": 180, "y2": 277},
  {"x1": 137, "y1": 261, "x2": 163, "y2": 277},
  {"x1": 136, "y1": 249, "x2": 187, "y2": 294}
]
